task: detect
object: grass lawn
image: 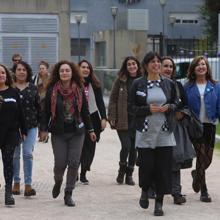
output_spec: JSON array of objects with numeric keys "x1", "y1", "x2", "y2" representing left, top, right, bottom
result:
[{"x1": 216, "y1": 124, "x2": 220, "y2": 150}]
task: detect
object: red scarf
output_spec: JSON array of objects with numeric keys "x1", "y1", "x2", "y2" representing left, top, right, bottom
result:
[{"x1": 51, "y1": 81, "x2": 82, "y2": 119}]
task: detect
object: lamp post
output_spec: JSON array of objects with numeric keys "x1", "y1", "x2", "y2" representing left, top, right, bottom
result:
[
  {"x1": 159, "y1": 0, "x2": 168, "y2": 56},
  {"x1": 169, "y1": 15, "x2": 176, "y2": 39},
  {"x1": 111, "y1": 6, "x2": 118, "y2": 69},
  {"x1": 75, "y1": 15, "x2": 83, "y2": 62}
]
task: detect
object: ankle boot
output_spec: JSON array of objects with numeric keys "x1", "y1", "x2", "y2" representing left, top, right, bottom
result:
[
  {"x1": 12, "y1": 183, "x2": 20, "y2": 195},
  {"x1": 139, "y1": 190, "x2": 149, "y2": 209},
  {"x1": 200, "y1": 184, "x2": 212, "y2": 202},
  {"x1": 64, "y1": 191, "x2": 75, "y2": 207},
  {"x1": 125, "y1": 166, "x2": 135, "y2": 185},
  {"x1": 5, "y1": 189, "x2": 15, "y2": 206},
  {"x1": 24, "y1": 185, "x2": 36, "y2": 197},
  {"x1": 52, "y1": 180, "x2": 62, "y2": 198},
  {"x1": 116, "y1": 162, "x2": 127, "y2": 184},
  {"x1": 80, "y1": 171, "x2": 89, "y2": 185},
  {"x1": 154, "y1": 197, "x2": 164, "y2": 216}
]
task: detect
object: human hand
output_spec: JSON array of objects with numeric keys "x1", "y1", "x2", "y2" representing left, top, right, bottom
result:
[
  {"x1": 150, "y1": 104, "x2": 161, "y2": 113},
  {"x1": 159, "y1": 104, "x2": 169, "y2": 113},
  {"x1": 89, "y1": 132, "x2": 96, "y2": 142},
  {"x1": 101, "y1": 119, "x2": 107, "y2": 130},
  {"x1": 40, "y1": 131, "x2": 49, "y2": 142}
]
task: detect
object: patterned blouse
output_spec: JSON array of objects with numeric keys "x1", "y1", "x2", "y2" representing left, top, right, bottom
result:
[{"x1": 16, "y1": 83, "x2": 41, "y2": 130}]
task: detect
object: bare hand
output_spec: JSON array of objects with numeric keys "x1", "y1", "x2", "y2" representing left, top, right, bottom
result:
[
  {"x1": 159, "y1": 104, "x2": 169, "y2": 113},
  {"x1": 40, "y1": 131, "x2": 49, "y2": 142},
  {"x1": 101, "y1": 119, "x2": 107, "y2": 130},
  {"x1": 150, "y1": 104, "x2": 161, "y2": 113},
  {"x1": 89, "y1": 132, "x2": 96, "y2": 142}
]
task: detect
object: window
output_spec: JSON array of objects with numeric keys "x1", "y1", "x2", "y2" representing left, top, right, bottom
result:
[
  {"x1": 71, "y1": 39, "x2": 86, "y2": 57},
  {"x1": 169, "y1": 13, "x2": 199, "y2": 25}
]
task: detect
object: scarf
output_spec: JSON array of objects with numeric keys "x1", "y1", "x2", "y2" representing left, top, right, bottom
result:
[{"x1": 51, "y1": 81, "x2": 82, "y2": 120}]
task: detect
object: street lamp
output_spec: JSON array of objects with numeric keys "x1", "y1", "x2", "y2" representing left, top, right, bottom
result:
[
  {"x1": 111, "y1": 6, "x2": 118, "y2": 69},
  {"x1": 159, "y1": 0, "x2": 168, "y2": 56},
  {"x1": 169, "y1": 15, "x2": 176, "y2": 39},
  {"x1": 75, "y1": 15, "x2": 83, "y2": 62}
]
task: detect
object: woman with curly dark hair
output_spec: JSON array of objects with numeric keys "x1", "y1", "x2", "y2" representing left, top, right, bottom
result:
[
  {"x1": 108, "y1": 56, "x2": 142, "y2": 186},
  {"x1": 184, "y1": 56, "x2": 220, "y2": 203},
  {"x1": 0, "y1": 64, "x2": 26, "y2": 205},
  {"x1": 40, "y1": 60, "x2": 96, "y2": 207},
  {"x1": 78, "y1": 59, "x2": 107, "y2": 184}
]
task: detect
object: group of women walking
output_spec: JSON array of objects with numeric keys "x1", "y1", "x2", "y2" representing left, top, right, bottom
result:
[{"x1": 0, "y1": 51, "x2": 219, "y2": 217}]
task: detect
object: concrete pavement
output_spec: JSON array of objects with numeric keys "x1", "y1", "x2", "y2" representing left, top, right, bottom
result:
[{"x1": 0, "y1": 126, "x2": 220, "y2": 220}]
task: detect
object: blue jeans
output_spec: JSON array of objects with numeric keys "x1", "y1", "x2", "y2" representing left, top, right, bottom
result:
[{"x1": 13, "y1": 127, "x2": 37, "y2": 185}]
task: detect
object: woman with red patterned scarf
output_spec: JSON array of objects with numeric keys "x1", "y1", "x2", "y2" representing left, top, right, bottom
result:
[{"x1": 40, "y1": 60, "x2": 96, "y2": 207}]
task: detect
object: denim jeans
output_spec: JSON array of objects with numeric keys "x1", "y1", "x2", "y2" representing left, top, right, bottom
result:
[{"x1": 13, "y1": 127, "x2": 37, "y2": 185}]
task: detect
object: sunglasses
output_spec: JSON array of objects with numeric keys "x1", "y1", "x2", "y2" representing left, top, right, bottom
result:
[{"x1": 13, "y1": 59, "x2": 21, "y2": 62}]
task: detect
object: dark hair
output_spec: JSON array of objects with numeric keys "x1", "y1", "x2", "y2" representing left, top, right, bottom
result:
[
  {"x1": 161, "y1": 56, "x2": 176, "y2": 80},
  {"x1": 78, "y1": 59, "x2": 101, "y2": 88},
  {"x1": 0, "y1": 64, "x2": 13, "y2": 87},
  {"x1": 39, "y1": 60, "x2": 49, "y2": 69},
  {"x1": 141, "y1": 51, "x2": 161, "y2": 76},
  {"x1": 12, "y1": 53, "x2": 22, "y2": 61},
  {"x1": 13, "y1": 61, "x2": 33, "y2": 82},
  {"x1": 48, "y1": 60, "x2": 84, "y2": 88},
  {"x1": 187, "y1": 56, "x2": 215, "y2": 83},
  {"x1": 118, "y1": 56, "x2": 142, "y2": 78}
]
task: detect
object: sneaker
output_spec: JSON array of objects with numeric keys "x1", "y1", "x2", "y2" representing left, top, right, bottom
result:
[{"x1": 173, "y1": 194, "x2": 186, "y2": 205}]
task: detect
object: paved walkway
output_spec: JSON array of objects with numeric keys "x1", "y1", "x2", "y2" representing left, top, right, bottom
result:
[{"x1": 0, "y1": 126, "x2": 220, "y2": 220}]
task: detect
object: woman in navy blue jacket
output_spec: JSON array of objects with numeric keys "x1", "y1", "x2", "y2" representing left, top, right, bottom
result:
[{"x1": 184, "y1": 56, "x2": 220, "y2": 203}]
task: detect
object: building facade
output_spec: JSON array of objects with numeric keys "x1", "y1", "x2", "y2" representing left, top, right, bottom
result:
[
  {"x1": 0, "y1": 0, "x2": 70, "y2": 74},
  {"x1": 70, "y1": 0, "x2": 204, "y2": 68}
]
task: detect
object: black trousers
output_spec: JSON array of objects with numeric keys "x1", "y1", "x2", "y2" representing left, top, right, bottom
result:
[
  {"x1": 117, "y1": 130, "x2": 137, "y2": 167},
  {"x1": 138, "y1": 147, "x2": 173, "y2": 196},
  {"x1": 80, "y1": 132, "x2": 96, "y2": 172},
  {"x1": 1, "y1": 145, "x2": 15, "y2": 191}
]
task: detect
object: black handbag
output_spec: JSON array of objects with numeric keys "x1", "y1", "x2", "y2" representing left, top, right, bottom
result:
[{"x1": 181, "y1": 108, "x2": 203, "y2": 142}]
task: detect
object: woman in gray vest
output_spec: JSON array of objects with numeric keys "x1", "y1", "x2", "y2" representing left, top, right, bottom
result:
[{"x1": 129, "y1": 51, "x2": 177, "y2": 216}]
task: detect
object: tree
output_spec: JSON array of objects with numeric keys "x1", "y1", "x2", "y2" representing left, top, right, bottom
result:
[{"x1": 200, "y1": 0, "x2": 220, "y2": 43}]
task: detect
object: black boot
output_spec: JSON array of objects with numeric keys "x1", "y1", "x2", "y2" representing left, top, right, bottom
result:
[
  {"x1": 64, "y1": 191, "x2": 75, "y2": 207},
  {"x1": 116, "y1": 162, "x2": 127, "y2": 184},
  {"x1": 80, "y1": 171, "x2": 89, "y2": 185},
  {"x1": 154, "y1": 197, "x2": 164, "y2": 216},
  {"x1": 139, "y1": 190, "x2": 149, "y2": 209},
  {"x1": 125, "y1": 166, "x2": 135, "y2": 186},
  {"x1": 5, "y1": 188, "x2": 15, "y2": 206},
  {"x1": 191, "y1": 169, "x2": 200, "y2": 193},
  {"x1": 200, "y1": 184, "x2": 212, "y2": 202},
  {"x1": 52, "y1": 179, "x2": 62, "y2": 199}
]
